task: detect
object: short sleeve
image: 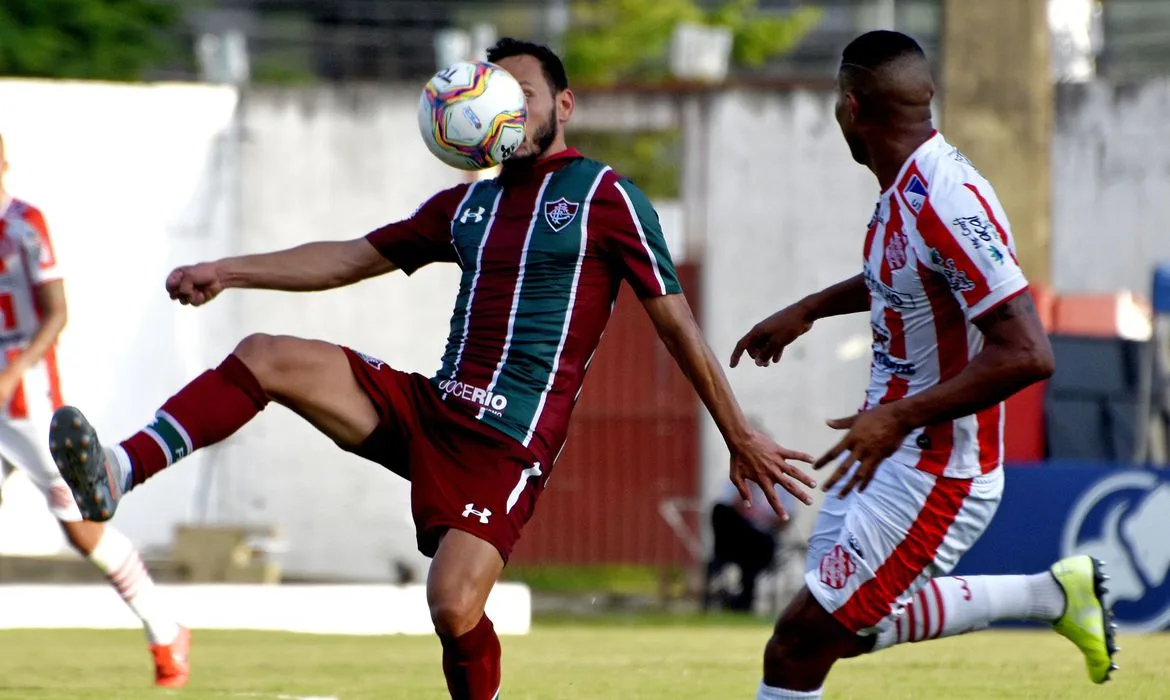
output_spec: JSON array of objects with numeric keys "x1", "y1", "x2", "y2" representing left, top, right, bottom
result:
[
  {"x1": 20, "y1": 206, "x2": 60, "y2": 285},
  {"x1": 365, "y1": 186, "x2": 464, "y2": 275},
  {"x1": 599, "y1": 176, "x2": 683, "y2": 298},
  {"x1": 912, "y1": 182, "x2": 1028, "y2": 321}
]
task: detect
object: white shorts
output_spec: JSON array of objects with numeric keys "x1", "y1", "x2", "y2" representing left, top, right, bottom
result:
[
  {"x1": 804, "y1": 459, "x2": 1003, "y2": 634},
  {"x1": 0, "y1": 417, "x2": 82, "y2": 521}
]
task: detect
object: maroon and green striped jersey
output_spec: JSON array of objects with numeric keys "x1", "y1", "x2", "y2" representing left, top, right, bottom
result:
[{"x1": 366, "y1": 148, "x2": 682, "y2": 465}]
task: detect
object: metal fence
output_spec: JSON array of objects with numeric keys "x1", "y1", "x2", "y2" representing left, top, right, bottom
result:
[
  {"x1": 159, "y1": 0, "x2": 945, "y2": 85},
  {"x1": 151, "y1": 1, "x2": 1170, "y2": 86}
]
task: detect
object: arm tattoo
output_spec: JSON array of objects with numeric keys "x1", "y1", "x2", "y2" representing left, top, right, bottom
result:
[{"x1": 987, "y1": 292, "x2": 1037, "y2": 323}]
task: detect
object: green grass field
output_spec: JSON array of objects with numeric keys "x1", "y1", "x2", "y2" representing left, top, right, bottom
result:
[{"x1": 1, "y1": 618, "x2": 1164, "y2": 699}]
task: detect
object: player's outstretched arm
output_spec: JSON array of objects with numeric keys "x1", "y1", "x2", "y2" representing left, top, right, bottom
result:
[
  {"x1": 642, "y1": 293, "x2": 816, "y2": 518},
  {"x1": 167, "y1": 238, "x2": 395, "y2": 306},
  {"x1": 731, "y1": 274, "x2": 869, "y2": 368}
]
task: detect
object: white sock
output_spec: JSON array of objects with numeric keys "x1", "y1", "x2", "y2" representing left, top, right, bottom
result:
[
  {"x1": 108, "y1": 445, "x2": 134, "y2": 494},
  {"x1": 874, "y1": 573, "x2": 1066, "y2": 651},
  {"x1": 87, "y1": 525, "x2": 180, "y2": 645},
  {"x1": 757, "y1": 682, "x2": 823, "y2": 699}
]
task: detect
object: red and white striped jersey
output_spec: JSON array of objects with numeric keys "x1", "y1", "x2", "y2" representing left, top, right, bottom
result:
[
  {"x1": 861, "y1": 132, "x2": 1028, "y2": 478},
  {"x1": 0, "y1": 195, "x2": 64, "y2": 420}
]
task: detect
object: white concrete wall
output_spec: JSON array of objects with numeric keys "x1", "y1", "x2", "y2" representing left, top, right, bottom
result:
[
  {"x1": 1052, "y1": 78, "x2": 1170, "y2": 295},
  {"x1": 695, "y1": 90, "x2": 877, "y2": 539}
]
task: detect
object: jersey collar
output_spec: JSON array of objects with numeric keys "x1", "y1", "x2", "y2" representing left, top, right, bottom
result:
[
  {"x1": 499, "y1": 147, "x2": 583, "y2": 184},
  {"x1": 536, "y1": 147, "x2": 582, "y2": 167},
  {"x1": 0, "y1": 194, "x2": 10, "y2": 219},
  {"x1": 881, "y1": 130, "x2": 942, "y2": 198}
]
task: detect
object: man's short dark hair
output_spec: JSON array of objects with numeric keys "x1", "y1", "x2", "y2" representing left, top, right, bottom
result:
[
  {"x1": 840, "y1": 30, "x2": 925, "y2": 71},
  {"x1": 486, "y1": 38, "x2": 569, "y2": 93}
]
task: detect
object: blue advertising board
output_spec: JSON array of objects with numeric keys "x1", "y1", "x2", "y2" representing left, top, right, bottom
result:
[{"x1": 952, "y1": 463, "x2": 1170, "y2": 632}]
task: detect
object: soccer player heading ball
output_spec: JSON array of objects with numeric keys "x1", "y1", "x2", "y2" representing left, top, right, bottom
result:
[
  {"x1": 731, "y1": 30, "x2": 1117, "y2": 698},
  {"x1": 49, "y1": 38, "x2": 815, "y2": 698}
]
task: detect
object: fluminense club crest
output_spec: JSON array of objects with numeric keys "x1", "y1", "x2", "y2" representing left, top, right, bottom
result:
[{"x1": 544, "y1": 197, "x2": 580, "y2": 232}]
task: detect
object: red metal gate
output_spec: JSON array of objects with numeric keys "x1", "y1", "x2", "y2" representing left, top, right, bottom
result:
[{"x1": 510, "y1": 264, "x2": 701, "y2": 565}]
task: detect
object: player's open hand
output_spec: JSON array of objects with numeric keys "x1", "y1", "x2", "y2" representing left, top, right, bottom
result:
[
  {"x1": 729, "y1": 430, "x2": 816, "y2": 520},
  {"x1": 730, "y1": 304, "x2": 814, "y2": 368},
  {"x1": 166, "y1": 262, "x2": 225, "y2": 307},
  {"x1": 814, "y1": 404, "x2": 912, "y2": 497}
]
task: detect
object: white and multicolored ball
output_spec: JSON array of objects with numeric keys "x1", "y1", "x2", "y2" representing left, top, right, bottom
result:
[{"x1": 418, "y1": 61, "x2": 527, "y2": 171}]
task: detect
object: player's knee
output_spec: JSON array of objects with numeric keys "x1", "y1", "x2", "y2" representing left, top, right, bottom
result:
[
  {"x1": 429, "y1": 585, "x2": 486, "y2": 638},
  {"x1": 232, "y1": 333, "x2": 304, "y2": 389},
  {"x1": 762, "y1": 612, "x2": 844, "y2": 688},
  {"x1": 764, "y1": 589, "x2": 851, "y2": 672}
]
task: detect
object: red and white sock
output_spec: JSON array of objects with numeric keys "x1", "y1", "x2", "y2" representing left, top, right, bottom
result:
[
  {"x1": 874, "y1": 574, "x2": 1066, "y2": 650},
  {"x1": 87, "y1": 525, "x2": 181, "y2": 645},
  {"x1": 120, "y1": 354, "x2": 268, "y2": 489}
]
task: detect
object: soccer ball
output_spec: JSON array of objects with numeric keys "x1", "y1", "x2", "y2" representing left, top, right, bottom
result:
[{"x1": 418, "y1": 61, "x2": 527, "y2": 171}]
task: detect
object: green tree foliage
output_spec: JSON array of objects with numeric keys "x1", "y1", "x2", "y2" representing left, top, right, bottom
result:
[
  {"x1": 564, "y1": 0, "x2": 823, "y2": 86},
  {"x1": 0, "y1": 0, "x2": 178, "y2": 81}
]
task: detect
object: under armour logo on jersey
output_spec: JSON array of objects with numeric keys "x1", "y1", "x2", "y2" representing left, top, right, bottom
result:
[
  {"x1": 463, "y1": 503, "x2": 492, "y2": 524},
  {"x1": 460, "y1": 206, "x2": 485, "y2": 224}
]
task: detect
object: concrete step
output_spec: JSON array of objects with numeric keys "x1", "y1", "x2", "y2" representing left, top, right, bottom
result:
[{"x1": 0, "y1": 554, "x2": 187, "y2": 583}]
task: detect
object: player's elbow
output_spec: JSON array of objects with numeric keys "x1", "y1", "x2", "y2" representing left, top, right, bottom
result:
[
  {"x1": 45, "y1": 304, "x2": 68, "y2": 336},
  {"x1": 1014, "y1": 341, "x2": 1055, "y2": 386},
  {"x1": 1028, "y1": 346, "x2": 1056, "y2": 382}
]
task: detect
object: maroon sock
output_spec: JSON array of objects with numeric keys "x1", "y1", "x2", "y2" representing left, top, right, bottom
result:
[
  {"x1": 440, "y1": 615, "x2": 502, "y2": 700},
  {"x1": 121, "y1": 354, "x2": 268, "y2": 487}
]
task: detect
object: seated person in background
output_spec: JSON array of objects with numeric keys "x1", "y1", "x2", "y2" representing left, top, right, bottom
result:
[{"x1": 707, "y1": 478, "x2": 796, "y2": 612}]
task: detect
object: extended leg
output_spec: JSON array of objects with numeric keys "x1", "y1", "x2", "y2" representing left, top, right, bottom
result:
[
  {"x1": 50, "y1": 333, "x2": 382, "y2": 521},
  {"x1": 870, "y1": 558, "x2": 1118, "y2": 683}
]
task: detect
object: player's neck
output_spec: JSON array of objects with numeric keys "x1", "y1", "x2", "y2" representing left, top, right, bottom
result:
[
  {"x1": 869, "y1": 126, "x2": 934, "y2": 190},
  {"x1": 536, "y1": 139, "x2": 570, "y2": 162}
]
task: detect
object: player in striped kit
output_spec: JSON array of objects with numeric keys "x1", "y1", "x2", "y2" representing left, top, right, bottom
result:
[
  {"x1": 46, "y1": 39, "x2": 815, "y2": 699},
  {"x1": 0, "y1": 134, "x2": 189, "y2": 687},
  {"x1": 731, "y1": 32, "x2": 1117, "y2": 699}
]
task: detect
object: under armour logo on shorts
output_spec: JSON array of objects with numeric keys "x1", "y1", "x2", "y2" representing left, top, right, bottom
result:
[
  {"x1": 355, "y1": 351, "x2": 386, "y2": 370},
  {"x1": 463, "y1": 503, "x2": 492, "y2": 524}
]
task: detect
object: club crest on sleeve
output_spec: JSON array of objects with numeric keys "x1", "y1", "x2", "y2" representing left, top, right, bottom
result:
[{"x1": 544, "y1": 197, "x2": 580, "y2": 232}]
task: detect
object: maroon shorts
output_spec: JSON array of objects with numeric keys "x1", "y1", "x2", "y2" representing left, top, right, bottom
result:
[{"x1": 340, "y1": 347, "x2": 544, "y2": 561}]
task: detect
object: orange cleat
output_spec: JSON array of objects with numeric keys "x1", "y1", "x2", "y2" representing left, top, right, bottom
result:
[{"x1": 151, "y1": 626, "x2": 192, "y2": 688}]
